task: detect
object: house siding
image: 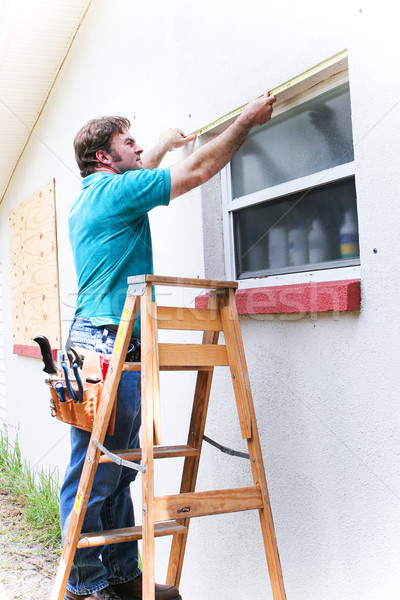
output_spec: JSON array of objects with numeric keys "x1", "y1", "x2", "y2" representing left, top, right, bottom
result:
[{"x1": 0, "y1": 262, "x2": 6, "y2": 425}]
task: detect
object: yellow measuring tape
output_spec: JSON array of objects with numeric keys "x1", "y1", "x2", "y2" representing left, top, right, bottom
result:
[{"x1": 194, "y1": 49, "x2": 348, "y2": 137}]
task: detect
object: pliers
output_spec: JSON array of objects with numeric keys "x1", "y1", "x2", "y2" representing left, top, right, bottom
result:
[{"x1": 61, "y1": 348, "x2": 84, "y2": 403}]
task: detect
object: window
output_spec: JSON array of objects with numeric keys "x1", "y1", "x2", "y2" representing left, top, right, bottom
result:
[{"x1": 222, "y1": 74, "x2": 359, "y2": 281}]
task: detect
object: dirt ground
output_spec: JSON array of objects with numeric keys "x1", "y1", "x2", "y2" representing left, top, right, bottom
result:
[{"x1": 0, "y1": 491, "x2": 58, "y2": 600}]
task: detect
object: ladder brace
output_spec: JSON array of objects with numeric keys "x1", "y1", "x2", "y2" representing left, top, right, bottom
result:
[{"x1": 92, "y1": 438, "x2": 146, "y2": 472}]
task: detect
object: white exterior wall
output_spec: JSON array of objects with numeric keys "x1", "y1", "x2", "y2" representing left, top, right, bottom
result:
[
  {"x1": 0, "y1": 261, "x2": 6, "y2": 424},
  {"x1": 0, "y1": 1, "x2": 399, "y2": 599}
]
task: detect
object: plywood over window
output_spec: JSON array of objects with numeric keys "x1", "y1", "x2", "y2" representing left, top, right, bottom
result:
[{"x1": 9, "y1": 179, "x2": 61, "y2": 355}]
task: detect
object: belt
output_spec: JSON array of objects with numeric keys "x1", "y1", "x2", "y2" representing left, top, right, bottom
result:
[
  {"x1": 103, "y1": 324, "x2": 119, "y2": 332},
  {"x1": 74, "y1": 318, "x2": 119, "y2": 332}
]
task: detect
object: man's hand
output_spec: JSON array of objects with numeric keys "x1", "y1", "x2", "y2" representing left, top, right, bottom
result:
[
  {"x1": 239, "y1": 93, "x2": 276, "y2": 128},
  {"x1": 142, "y1": 128, "x2": 196, "y2": 169},
  {"x1": 159, "y1": 128, "x2": 197, "y2": 152},
  {"x1": 170, "y1": 92, "x2": 276, "y2": 199}
]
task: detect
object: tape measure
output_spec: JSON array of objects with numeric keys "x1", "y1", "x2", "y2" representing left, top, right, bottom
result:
[{"x1": 193, "y1": 49, "x2": 348, "y2": 137}]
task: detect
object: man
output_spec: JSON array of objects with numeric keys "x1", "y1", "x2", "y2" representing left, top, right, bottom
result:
[{"x1": 61, "y1": 92, "x2": 276, "y2": 600}]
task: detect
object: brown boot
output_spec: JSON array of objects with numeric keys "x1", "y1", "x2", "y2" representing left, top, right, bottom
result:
[
  {"x1": 110, "y1": 574, "x2": 182, "y2": 600},
  {"x1": 65, "y1": 586, "x2": 123, "y2": 600}
]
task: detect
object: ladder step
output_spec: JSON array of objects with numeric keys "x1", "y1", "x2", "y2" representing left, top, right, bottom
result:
[
  {"x1": 128, "y1": 274, "x2": 238, "y2": 290},
  {"x1": 123, "y1": 363, "x2": 213, "y2": 372},
  {"x1": 98, "y1": 444, "x2": 200, "y2": 463},
  {"x1": 158, "y1": 343, "x2": 228, "y2": 367},
  {"x1": 123, "y1": 343, "x2": 229, "y2": 370},
  {"x1": 157, "y1": 306, "x2": 222, "y2": 331},
  {"x1": 77, "y1": 520, "x2": 187, "y2": 549},
  {"x1": 154, "y1": 486, "x2": 263, "y2": 521}
]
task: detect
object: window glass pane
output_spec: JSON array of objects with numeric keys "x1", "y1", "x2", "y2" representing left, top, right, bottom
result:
[
  {"x1": 233, "y1": 177, "x2": 359, "y2": 279},
  {"x1": 231, "y1": 83, "x2": 354, "y2": 198}
]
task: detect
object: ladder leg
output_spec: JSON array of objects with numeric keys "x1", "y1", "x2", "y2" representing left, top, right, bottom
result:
[
  {"x1": 141, "y1": 286, "x2": 159, "y2": 600},
  {"x1": 166, "y1": 290, "x2": 222, "y2": 587},
  {"x1": 152, "y1": 301, "x2": 162, "y2": 446},
  {"x1": 50, "y1": 295, "x2": 139, "y2": 600},
  {"x1": 223, "y1": 288, "x2": 286, "y2": 600}
]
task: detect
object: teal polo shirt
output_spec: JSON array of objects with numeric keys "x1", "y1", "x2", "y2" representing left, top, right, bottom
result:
[{"x1": 69, "y1": 169, "x2": 171, "y2": 338}]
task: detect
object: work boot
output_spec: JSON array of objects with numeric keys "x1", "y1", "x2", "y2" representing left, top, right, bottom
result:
[
  {"x1": 110, "y1": 574, "x2": 182, "y2": 600},
  {"x1": 65, "y1": 586, "x2": 122, "y2": 600}
]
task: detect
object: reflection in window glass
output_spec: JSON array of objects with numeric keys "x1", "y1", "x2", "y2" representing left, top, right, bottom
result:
[
  {"x1": 231, "y1": 83, "x2": 354, "y2": 199},
  {"x1": 233, "y1": 177, "x2": 359, "y2": 279}
]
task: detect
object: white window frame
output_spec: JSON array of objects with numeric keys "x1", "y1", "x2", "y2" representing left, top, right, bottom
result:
[{"x1": 221, "y1": 69, "x2": 361, "y2": 289}]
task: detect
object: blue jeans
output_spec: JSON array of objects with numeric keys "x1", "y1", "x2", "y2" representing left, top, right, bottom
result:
[{"x1": 60, "y1": 318, "x2": 142, "y2": 595}]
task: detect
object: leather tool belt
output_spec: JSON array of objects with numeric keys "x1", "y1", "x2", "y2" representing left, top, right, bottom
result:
[
  {"x1": 48, "y1": 347, "x2": 116, "y2": 435},
  {"x1": 35, "y1": 334, "x2": 140, "y2": 435},
  {"x1": 49, "y1": 378, "x2": 111, "y2": 434}
]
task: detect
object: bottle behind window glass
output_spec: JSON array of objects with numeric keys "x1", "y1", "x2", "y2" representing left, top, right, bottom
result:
[
  {"x1": 268, "y1": 225, "x2": 288, "y2": 269},
  {"x1": 288, "y1": 219, "x2": 308, "y2": 266},
  {"x1": 308, "y1": 219, "x2": 328, "y2": 263},
  {"x1": 340, "y1": 211, "x2": 359, "y2": 258}
]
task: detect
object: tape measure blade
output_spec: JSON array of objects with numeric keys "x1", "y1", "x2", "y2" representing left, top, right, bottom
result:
[
  {"x1": 193, "y1": 49, "x2": 348, "y2": 137},
  {"x1": 270, "y1": 49, "x2": 348, "y2": 97},
  {"x1": 195, "y1": 104, "x2": 245, "y2": 136}
]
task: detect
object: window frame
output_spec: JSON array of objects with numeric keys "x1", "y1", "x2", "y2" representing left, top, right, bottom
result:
[{"x1": 221, "y1": 69, "x2": 360, "y2": 288}]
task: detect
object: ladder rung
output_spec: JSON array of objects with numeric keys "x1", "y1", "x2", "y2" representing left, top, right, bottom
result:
[
  {"x1": 154, "y1": 486, "x2": 263, "y2": 521},
  {"x1": 77, "y1": 520, "x2": 187, "y2": 548},
  {"x1": 157, "y1": 306, "x2": 222, "y2": 331},
  {"x1": 98, "y1": 444, "x2": 200, "y2": 463},
  {"x1": 159, "y1": 343, "x2": 228, "y2": 367},
  {"x1": 123, "y1": 363, "x2": 213, "y2": 372},
  {"x1": 123, "y1": 344, "x2": 228, "y2": 369}
]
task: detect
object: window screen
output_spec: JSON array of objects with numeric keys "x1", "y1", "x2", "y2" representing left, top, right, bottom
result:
[{"x1": 230, "y1": 83, "x2": 354, "y2": 198}]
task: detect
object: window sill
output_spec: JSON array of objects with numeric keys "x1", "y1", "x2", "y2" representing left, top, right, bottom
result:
[
  {"x1": 13, "y1": 344, "x2": 58, "y2": 360},
  {"x1": 195, "y1": 279, "x2": 361, "y2": 314}
]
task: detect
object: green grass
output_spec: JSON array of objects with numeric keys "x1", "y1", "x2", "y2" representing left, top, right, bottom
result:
[
  {"x1": 0, "y1": 427, "x2": 143, "y2": 567},
  {"x1": 0, "y1": 427, "x2": 61, "y2": 552}
]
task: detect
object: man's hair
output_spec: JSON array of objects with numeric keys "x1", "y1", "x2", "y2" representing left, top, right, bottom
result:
[{"x1": 73, "y1": 116, "x2": 131, "y2": 178}]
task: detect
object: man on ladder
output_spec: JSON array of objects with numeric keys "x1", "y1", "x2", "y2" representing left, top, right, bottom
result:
[{"x1": 63, "y1": 92, "x2": 276, "y2": 600}]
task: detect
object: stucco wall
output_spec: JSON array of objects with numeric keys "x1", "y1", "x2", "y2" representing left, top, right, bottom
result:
[{"x1": 0, "y1": 1, "x2": 399, "y2": 599}]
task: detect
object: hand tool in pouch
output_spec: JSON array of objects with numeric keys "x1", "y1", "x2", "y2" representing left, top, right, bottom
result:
[{"x1": 34, "y1": 335, "x2": 113, "y2": 435}]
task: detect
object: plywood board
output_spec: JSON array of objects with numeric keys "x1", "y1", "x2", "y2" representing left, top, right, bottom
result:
[{"x1": 9, "y1": 179, "x2": 61, "y2": 351}]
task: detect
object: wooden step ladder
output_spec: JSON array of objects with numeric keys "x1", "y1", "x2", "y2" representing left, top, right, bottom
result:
[{"x1": 51, "y1": 275, "x2": 286, "y2": 600}]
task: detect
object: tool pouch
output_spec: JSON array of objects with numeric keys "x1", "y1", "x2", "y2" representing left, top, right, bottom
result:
[
  {"x1": 48, "y1": 348, "x2": 116, "y2": 435},
  {"x1": 49, "y1": 381, "x2": 116, "y2": 435}
]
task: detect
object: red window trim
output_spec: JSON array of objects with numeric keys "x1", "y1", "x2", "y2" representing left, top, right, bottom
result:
[{"x1": 195, "y1": 279, "x2": 361, "y2": 314}]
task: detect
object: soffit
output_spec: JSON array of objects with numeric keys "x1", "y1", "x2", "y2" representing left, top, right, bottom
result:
[{"x1": 0, "y1": 0, "x2": 91, "y2": 203}]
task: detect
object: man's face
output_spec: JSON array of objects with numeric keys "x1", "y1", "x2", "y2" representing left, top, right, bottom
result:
[{"x1": 107, "y1": 128, "x2": 144, "y2": 173}]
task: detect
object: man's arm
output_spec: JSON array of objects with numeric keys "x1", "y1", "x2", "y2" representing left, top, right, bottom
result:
[
  {"x1": 170, "y1": 93, "x2": 276, "y2": 199},
  {"x1": 142, "y1": 128, "x2": 196, "y2": 169}
]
